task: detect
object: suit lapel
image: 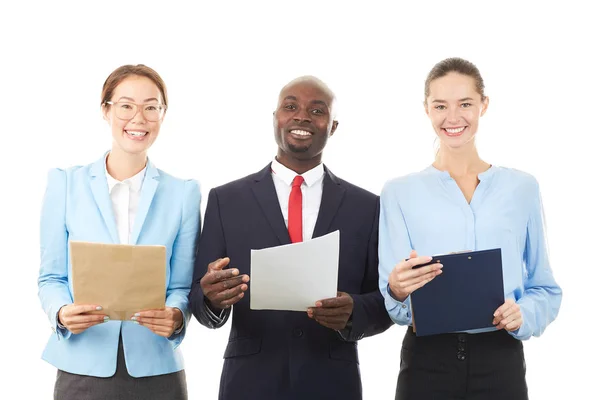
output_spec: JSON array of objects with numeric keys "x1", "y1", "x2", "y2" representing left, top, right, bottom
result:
[
  {"x1": 251, "y1": 164, "x2": 291, "y2": 245},
  {"x1": 89, "y1": 155, "x2": 119, "y2": 244},
  {"x1": 312, "y1": 166, "x2": 346, "y2": 239},
  {"x1": 131, "y1": 161, "x2": 160, "y2": 245}
]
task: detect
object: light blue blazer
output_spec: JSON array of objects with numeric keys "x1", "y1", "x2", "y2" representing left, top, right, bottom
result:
[{"x1": 38, "y1": 154, "x2": 201, "y2": 377}]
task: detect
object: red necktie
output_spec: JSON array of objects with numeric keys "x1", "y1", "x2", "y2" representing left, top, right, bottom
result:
[{"x1": 288, "y1": 175, "x2": 304, "y2": 243}]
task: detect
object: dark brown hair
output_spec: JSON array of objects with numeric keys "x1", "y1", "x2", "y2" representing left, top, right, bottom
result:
[
  {"x1": 101, "y1": 64, "x2": 168, "y2": 109},
  {"x1": 424, "y1": 57, "x2": 485, "y2": 102}
]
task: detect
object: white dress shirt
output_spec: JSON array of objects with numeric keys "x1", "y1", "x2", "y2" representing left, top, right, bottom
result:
[
  {"x1": 271, "y1": 157, "x2": 324, "y2": 240},
  {"x1": 106, "y1": 164, "x2": 146, "y2": 245}
]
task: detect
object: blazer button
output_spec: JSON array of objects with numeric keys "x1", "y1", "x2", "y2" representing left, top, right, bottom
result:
[
  {"x1": 457, "y1": 352, "x2": 466, "y2": 361},
  {"x1": 293, "y1": 328, "x2": 303, "y2": 337}
]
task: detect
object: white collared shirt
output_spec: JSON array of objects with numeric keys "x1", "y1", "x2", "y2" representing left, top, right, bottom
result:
[
  {"x1": 105, "y1": 161, "x2": 146, "y2": 245},
  {"x1": 271, "y1": 157, "x2": 324, "y2": 241}
]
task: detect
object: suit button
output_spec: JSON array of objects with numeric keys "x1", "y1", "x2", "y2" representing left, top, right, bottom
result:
[
  {"x1": 293, "y1": 328, "x2": 303, "y2": 337},
  {"x1": 458, "y1": 334, "x2": 466, "y2": 343},
  {"x1": 458, "y1": 343, "x2": 466, "y2": 352},
  {"x1": 457, "y1": 352, "x2": 466, "y2": 361}
]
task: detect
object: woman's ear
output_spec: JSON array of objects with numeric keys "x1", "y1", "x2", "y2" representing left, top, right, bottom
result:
[
  {"x1": 102, "y1": 105, "x2": 110, "y2": 122},
  {"x1": 480, "y1": 96, "x2": 489, "y2": 117}
]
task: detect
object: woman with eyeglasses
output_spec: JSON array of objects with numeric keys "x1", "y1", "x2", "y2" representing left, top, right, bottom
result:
[
  {"x1": 38, "y1": 64, "x2": 200, "y2": 400},
  {"x1": 378, "y1": 58, "x2": 562, "y2": 399}
]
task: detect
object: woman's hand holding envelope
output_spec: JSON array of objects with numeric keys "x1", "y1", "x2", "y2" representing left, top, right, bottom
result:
[
  {"x1": 132, "y1": 307, "x2": 184, "y2": 337},
  {"x1": 58, "y1": 304, "x2": 108, "y2": 334},
  {"x1": 388, "y1": 250, "x2": 443, "y2": 302}
]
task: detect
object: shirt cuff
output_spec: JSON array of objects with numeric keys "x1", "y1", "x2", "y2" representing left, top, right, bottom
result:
[
  {"x1": 56, "y1": 318, "x2": 66, "y2": 330},
  {"x1": 385, "y1": 285, "x2": 409, "y2": 308},
  {"x1": 204, "y1": 300, "x2": 227, "y2": 324},
  {"x1": 56, "y1": 309, "x2": 67, "y2": 330},
  {"x1": 385, "y1": 285, "x2": 412, "y2": 325},
  {"x1": 336, "y1": 319, "x2": 355, "y2": 341}
]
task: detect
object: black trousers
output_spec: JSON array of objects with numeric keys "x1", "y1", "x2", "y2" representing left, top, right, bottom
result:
[
  {"x1": 54, "y1": 333, "x2": 187, "y2": 400},
  {"x1": 396, "y1": 328, "x2": 528, "y2": 400}
]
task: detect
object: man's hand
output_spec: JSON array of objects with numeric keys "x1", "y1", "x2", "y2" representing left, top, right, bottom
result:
[
  {"x1": 307, "y1": 292, "x2": 354, "y2": 330},
  {"x1": 132, "y1": 307, "x2": 183, "y2": 338},
  {"x1": 201, "y1": 257, "x2": 249, "y2": 310}
]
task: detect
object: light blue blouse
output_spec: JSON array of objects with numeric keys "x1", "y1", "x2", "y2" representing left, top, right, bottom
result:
[{"x1": 378, "y1": 165, "x2": 562, "y2": 340}]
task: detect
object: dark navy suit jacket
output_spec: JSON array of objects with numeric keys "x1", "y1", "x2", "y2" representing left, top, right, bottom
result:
[{"x1": 189, "y1": 164, "x2": 391, "y2": 400}]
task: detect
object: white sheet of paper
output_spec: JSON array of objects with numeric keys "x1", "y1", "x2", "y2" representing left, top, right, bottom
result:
[{"x1": 250, "y1": 230, "x2": 339, "y2": 311}]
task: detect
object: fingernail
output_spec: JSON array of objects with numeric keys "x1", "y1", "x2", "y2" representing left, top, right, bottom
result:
[
  {"x1": 103, "y1": 316, "x2": 110, "y2": 322},
  {"x1": 315, "y1": 302, "x2": 322, "y2": 307},
  {"x1": 131, "y1": 317, "x2": 137, "y2": 321},
  {"x1": 133, "y1": 321, "x2": 139, "y2": 325},
  {"x1": 438, "y1": 264, "x2": 443, "y2": 268},
  {"x1": 96, "y1": 306, "x2": 103, "y2": 311},
  {"x1": 493, "y1": 312, "x2": 498, "y2": 317},
  {"x1": 134, "y1": 313, "x2": 140, "y2": 317}
]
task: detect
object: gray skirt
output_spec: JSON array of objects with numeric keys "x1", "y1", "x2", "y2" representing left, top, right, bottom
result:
[{"x1": 54, "y1": 334, "x2": 187, "y2": 400}]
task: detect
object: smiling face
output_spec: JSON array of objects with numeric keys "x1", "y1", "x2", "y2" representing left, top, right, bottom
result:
[
  {"x1": 425, "y1": 72, "x2": 488, "y2": 150},
  {"x1": 102, "y1": 76, "x2": 165, "y2": 156},
  {"x1": 273, "y1": 79, "x2": 338, "y2": 169}
]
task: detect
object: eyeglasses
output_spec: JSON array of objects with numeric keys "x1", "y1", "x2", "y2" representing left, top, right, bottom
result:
[{"x1": 104, "y1": 101, "x2": 166, "y2": 122}]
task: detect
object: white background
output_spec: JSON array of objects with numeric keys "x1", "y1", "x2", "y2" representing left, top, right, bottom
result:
[{"x1": 1, "y1": 1, "x2": 598, "y2": 399}]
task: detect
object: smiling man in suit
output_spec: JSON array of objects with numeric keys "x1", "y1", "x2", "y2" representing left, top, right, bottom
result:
[{"x1": 189, "y1": 76, "x2": 391, "y2": 400}]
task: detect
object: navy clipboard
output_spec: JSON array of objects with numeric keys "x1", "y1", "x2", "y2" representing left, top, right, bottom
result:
[{"x1": 410, "y1": 248, "x2": 504, "y2": 337}]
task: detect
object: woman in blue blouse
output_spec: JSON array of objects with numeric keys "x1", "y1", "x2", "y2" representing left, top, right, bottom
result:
[{"x1": 378, "y1": 58, "x2": 562, "y2": 400}]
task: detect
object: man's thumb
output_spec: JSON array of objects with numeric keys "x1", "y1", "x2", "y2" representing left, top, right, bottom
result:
[{"x1": 208, "y1": 257, "x2": 230, "y2": 271}]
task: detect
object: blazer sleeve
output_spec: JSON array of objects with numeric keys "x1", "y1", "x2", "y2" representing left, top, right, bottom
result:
[
  {"x1": 189, "y1": 188, "x2": 231, "y2": 329},
  {"x1": 38, "y1": 168, "x2": 74, "y2": 340},
  {"x1": 344, "y1": 199, "x2": 392, "y2": 341},
  {"x1": 165, "y1": 179, "x2": 201, "y2": 346}
]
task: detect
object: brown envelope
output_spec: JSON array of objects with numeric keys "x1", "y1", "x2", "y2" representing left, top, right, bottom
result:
[{"x1": 69, "y1": 241, "x2": 166, "y2": 320}]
